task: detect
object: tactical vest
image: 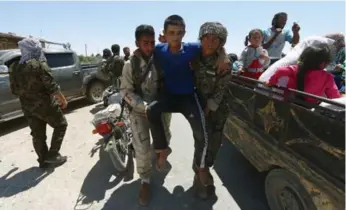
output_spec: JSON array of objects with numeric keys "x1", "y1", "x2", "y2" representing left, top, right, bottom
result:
[
  {"x1": 129, "y1": 55, "x2": 144, "y2": 97},
  {"x1": 129, "y1": 53, "x2": 166, "y2": 99}
]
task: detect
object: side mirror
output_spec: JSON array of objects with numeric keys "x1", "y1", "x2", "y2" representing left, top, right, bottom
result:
[{"x1": 0, "y1": 65, "x2": 8, "y2": 73}]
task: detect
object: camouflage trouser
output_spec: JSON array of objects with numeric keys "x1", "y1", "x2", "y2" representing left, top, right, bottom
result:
[
  {"x1": 205, "y1": 100, "x2": 229, "y2": 168},
  {"x1": 23, "y1": 105, "x2": 68, "y2": 163},
  {"x1": 129, "y1": 112, "x2": 171, "y2": 180}
]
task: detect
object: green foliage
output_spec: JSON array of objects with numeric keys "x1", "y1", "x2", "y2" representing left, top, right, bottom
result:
[{"x1": 78, "y1": 55, "x2": 100, "y2": 64}]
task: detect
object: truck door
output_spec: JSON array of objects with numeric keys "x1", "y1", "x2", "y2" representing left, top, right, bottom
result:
[
  {"x1": 0, "y1": 56, "x2": 22, "y2": 121},
  {"x1": 45, "y1": 52, "x2": 83, "y2": 98}
]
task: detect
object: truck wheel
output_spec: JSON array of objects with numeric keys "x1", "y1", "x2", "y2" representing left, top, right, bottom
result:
[
  {"x1": 265, "y1": 169, "x2": 317, "y2": 210},
  {"x1": 87, "y1": 81, "x2": 105, "y2": 103}
]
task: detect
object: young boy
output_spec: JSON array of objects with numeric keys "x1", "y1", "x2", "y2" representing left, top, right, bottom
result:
[
  {"x1": 120, "y1": 24, "x2": 171, "y2": 206},
  {"x1": 146, "y1": 15, "x2": 229, "y2": 198}
]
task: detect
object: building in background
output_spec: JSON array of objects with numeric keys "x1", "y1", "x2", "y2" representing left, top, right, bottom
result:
[{"x1": 0, "y1": 32, "x2": 71, "y2": 50}]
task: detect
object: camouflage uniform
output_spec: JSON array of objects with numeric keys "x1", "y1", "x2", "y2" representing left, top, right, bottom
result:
[
  {"x1": 108, "y1": 55, "x2": 125, "y2": 88},
  {"x1": 194, "y1": 53, "x2": 231, "y2": 168},
  {"x1": 9, "y1": 59, "x2": 68, "y2": 165},
  {"x1": 120, "y1": 51, "x2": 171, "y2": 181},
  {"x1": 192, "y1": 22, "x2": 230, "y2": 169},
  {"x1": 192, "y1": 22, "x2": 230, "y2": 198}
]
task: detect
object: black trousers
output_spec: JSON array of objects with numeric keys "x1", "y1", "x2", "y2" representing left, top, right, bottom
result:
[{"x1": 146, "y1": 92, "x2": 209, "y2": 168}]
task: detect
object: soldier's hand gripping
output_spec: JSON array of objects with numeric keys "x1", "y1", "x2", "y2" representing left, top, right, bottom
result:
[{"x1": 54, "y1": 92, "x2": 68, "y2": 109}]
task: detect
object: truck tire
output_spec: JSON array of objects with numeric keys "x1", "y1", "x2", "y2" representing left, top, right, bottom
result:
[
  {"x1": 265, "y1": 169, "x2": 317, "y2": 210},
  {"x1": 87, "y1": 81, "x2": 105, "y2": 103}
]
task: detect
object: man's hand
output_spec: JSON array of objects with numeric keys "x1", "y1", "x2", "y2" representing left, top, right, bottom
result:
[
  {"x1": 54, "y1": 92, "x2": 68, "y2": 109},
  {"x1": 275, "y1": 28, "x2": 283, "y2": 36},
  {"x1": 334, "y1": 64, "x2": 342, "y2": 71},
  {"x1": 218, "y1": 59, "x2": 231, "y2": 73},
  {"x1": 259, "y1": 54, "x2": 269, "y2": 61},
  {"x1": 60, "y1": 99, "x2": 68, "y2": 109},
  {"x1": 292, "y1": 22, "x2": 300, "y2": 33}
]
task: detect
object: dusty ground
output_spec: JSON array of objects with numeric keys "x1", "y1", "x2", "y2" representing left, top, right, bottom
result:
[{"x1": 0, "y1": 100, "x2": 269, "y2": 210}]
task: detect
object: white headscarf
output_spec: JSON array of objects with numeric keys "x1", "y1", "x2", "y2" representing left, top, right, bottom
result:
[{"x1": 18, "y1": 38, "x2": 46, "y2": 64}]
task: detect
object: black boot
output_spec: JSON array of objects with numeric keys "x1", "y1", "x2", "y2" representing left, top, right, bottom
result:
[
  {"x1": 45, "y1": 152, "x2": 67, "y2": 165},
  {"x1": 38, "y1": 159, "x2": 50, "y2": 169}
]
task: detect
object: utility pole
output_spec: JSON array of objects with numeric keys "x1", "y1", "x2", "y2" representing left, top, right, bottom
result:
[{"x1": 85, "y1": 44, "x2": 88, "y2": 56}]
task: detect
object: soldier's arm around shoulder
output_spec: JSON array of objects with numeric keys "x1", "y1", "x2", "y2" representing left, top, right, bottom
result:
[
  {"x1": 38, "y1": 62, "x2": 61, "y2": 95},
  {"x1": 120, "y1": 60, "x2": 146, "y2": 113}
]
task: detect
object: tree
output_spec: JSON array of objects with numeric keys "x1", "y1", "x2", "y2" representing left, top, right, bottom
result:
[{"x1": 78, "y1": 54, "x2": 99, "y2": 64}]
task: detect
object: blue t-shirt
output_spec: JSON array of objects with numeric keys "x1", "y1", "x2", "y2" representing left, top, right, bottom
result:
[
  {"x1": 263, "y1": 28, "x2": 293, "y2": 59},
  {"x1": 154, "y1": 42, "x2": 201, "y2": 94}
]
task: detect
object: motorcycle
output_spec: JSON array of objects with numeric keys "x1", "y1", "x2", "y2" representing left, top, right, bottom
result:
[{"x1": 91, "y1": 93, "x2": 134, "y2": 172}]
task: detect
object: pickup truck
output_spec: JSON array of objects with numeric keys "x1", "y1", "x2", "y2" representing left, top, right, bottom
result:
[
  {"x1": 0, "y1": 48, "x2": 108, "y2": 123},
  {"x1": 223, "y1": 75, "x2": 345, "y2": 210}
]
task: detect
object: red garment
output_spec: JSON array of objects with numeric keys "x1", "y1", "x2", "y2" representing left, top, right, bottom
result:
[
  {"x1": 247, "y1": 59, "x2": 263, "y2": 69},
  {"x1": 268, "y1": 65, "x2": 341, "y2": 103},
  {"x1": 242, "y1": 71, "x2": 263, "y2": 79}
]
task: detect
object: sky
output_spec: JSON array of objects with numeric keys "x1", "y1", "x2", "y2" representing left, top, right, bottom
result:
[{"x1": 1, "y1": 1, "x2": 345, "y2": 56}]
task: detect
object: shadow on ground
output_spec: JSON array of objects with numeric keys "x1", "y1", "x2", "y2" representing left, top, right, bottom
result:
[
  {"x1": 0, "y1": 167, "x2": 53, "y2": 198},
  {"x1": 101, "y1": 160, "x2": 218, "y2": 210},
  {"x1": 213, "y1": 138, "x2": 269, "y2": 210},
  {"x1": 74, "y1": 138, "x2": 134, "y2": 210},
  {"x1": 0, "y1": 99, "x2": 92, "y2": 137}
]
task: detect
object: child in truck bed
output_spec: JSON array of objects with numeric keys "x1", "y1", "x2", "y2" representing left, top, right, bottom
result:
[
  {"x1": 267, "y1": 44, "x2": 341, "y2": 103},
  {"x1": 238, "y1": 29, "x2": 270, "y2": 79}
]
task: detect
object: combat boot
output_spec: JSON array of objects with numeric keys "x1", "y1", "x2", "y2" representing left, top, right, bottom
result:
[
  {"x1": 38, "y1": 159, "x2": 50, "y2": 169},
  {"x1": 139, "y1": 182, "x2": 150, "y2": 206},
  {"x1": 45, "y1": 152, "x2": 67, "y2": 165}
]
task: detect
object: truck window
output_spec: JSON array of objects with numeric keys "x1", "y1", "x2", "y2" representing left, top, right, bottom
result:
[
  {"x1": 45, "y1": 53, "x2": 75, "y2": 68},
  {"x1": 5, "y1": 56, "x2": 20, "y2": 68}
]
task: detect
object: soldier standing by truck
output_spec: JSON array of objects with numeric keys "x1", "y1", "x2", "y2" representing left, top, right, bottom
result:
[
  {"x1": 109, "y1": 44, "x2": 125, "y2": 88},
  {"x1": 8, "y1": 38, "x2": 68, "y2": 169}
]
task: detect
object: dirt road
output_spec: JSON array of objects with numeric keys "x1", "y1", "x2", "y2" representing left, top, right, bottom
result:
[{"x1": 0, "y1": 100, "x2": 269, "y2": 210}]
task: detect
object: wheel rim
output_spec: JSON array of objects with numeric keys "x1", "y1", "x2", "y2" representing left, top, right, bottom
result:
[
  {"x1": 116, "y1": 139, "x2": 128, "y2": 163},
  {"x1": 278, "y1": 187, "x2": 304, "y2": 210},
  {"x1": 91, "y1": 83, "x2": 104, "y2": 101}
]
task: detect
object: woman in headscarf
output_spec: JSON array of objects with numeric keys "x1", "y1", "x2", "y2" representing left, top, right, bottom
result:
[{"x1": 192, "y1": 22, "x2": 231, "y2": 199}]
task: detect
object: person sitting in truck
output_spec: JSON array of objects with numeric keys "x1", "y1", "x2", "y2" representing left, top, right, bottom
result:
[
  {"x1": 267, "y1": 44, "x2": 341, "y2": 103},
  {"x1": 262, "y1": 12, "x2": 300, "y2": 65},
  {"x1": 238, "y1": 29, "x2": 270, "y2": 79}
]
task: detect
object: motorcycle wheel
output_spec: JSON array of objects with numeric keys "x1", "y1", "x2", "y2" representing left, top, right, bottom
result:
[{"x1": 106, "y1": 127, "x2": 131, "y2": 172}]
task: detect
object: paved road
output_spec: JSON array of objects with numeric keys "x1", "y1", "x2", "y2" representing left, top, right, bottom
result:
[{"x1": 0, "y1": 100, "x2": 270, "y2": 210}]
